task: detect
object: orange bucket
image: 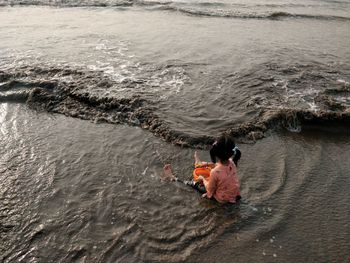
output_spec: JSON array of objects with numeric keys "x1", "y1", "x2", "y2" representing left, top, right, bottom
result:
[{"x1": 192, "y1": 163, "x2": 215, "y2": 182}]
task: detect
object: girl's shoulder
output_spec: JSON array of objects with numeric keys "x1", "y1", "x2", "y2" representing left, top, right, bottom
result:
[
  {"x1": 212, "y1": 160, "x2": 237, "y2": 175},
  {"x1": 211, "y1": 163, "x2": 226, "y2": 174},
  {"x1": 210, "y1": 164, "x2": 221, "y2": 175}
]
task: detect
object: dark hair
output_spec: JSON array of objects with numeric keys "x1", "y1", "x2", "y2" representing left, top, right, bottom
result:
[{"x1": 210, "y1": 135, "x2": 241, "y2": 166}]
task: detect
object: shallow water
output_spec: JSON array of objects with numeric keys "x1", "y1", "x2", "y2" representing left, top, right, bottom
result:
[
  {"x1": 1, "y1": 5, "x2": 350, "y2": 144},
  {"x1": 0, "y1": 1, "x2": 350, "y2": 262},
  {"x1": 1, "y1": 103, "x2": 349, "y2": 262}
]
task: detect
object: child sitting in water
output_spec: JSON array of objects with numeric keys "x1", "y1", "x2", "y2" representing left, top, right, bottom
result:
[{"x1": 164, "y1": 135, "x2": 241, "y2": 203}]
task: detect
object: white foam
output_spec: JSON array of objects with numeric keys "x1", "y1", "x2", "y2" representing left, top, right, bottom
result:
[
  {"x1": 336, "y1": 79, "x2": 349, "y2": 85},
  {"x1": 277, "y1": 79, "x2": 325, "y2": 111}
]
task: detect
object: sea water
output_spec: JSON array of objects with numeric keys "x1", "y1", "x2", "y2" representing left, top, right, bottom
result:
[{"x1": 1, "y1": 1, "x2": 350, "y2": 262}]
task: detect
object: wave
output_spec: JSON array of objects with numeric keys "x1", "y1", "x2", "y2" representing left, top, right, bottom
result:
[
  {"x1": 1, "y1": 0, "x2": 349, "y2": 21},
  {"x1": 1, "y1": 65, "x2": 350, "y2": 148},
  {"x1": 225, "y1": 108, "x2": 350, "y2": 142},
  {"x1": 157, "y1": 7, "x2": 350, "y2": 21},
  {"x1": 0, "y1": 0, "x2": 134, "y2": 7}
]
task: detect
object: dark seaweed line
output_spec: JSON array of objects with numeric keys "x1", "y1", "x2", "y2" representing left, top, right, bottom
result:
[
  {"x1": 161, "y1": 7, "x2": 350, "y2": 21},
  {"x1": 0, "y1": 0, "x2": 134, "y2": 7},
  {"x1": 0, "y1": 2, "x2": 349, "y2": 21},
  {"x1": 1, "y1": 68, "x2": 350, "y2": 149},
  {"x1": 2, "y1": 85, "x2": 350, "y2": 149}
]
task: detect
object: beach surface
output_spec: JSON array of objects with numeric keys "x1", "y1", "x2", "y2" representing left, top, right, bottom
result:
[{"x1": 1, "y1": 1, "x2": 350, "y2": 262}]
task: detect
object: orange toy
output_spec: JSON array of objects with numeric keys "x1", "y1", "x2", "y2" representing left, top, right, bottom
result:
[{"x1": 192, "y1": 163, "x2": 215, "y2": 182}]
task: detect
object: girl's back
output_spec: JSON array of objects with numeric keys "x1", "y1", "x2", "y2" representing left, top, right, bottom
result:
[{"x1": 207, "y1": 159, "x2": 240, "y2": 203}]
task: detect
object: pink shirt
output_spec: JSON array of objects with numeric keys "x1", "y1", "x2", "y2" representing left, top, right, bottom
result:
[{"x1": 206, "y1": 159, "x2": 240, "y2": 203}]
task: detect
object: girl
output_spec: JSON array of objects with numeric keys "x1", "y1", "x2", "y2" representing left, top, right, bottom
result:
[{"x1": 164, "y1": 135, "x2": 241, "y2": 203}]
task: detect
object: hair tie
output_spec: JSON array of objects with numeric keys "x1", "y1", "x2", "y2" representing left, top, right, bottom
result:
[
  {"x1": 232, "y1": 146, "x2": 239, "y2": 155},
  {"x1": 212, "y1": 141, "x2": 218, "y2": 146}
]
